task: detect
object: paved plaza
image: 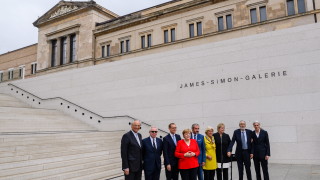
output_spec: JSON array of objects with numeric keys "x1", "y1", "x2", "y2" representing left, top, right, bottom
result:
[{"x1": 157, "y1": 163, "x2": 320, "y2": 180}]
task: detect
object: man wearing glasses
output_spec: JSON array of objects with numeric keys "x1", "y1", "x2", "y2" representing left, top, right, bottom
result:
[
  {"x1": 163, "y1": 123, "x2": 181, "y2": 180},
  {"x1": 121, "y1": 120, "x2": 143, "y2": 180},
  {"x1": 142, "y1": 126, "x2": 163, "y2": 180}
]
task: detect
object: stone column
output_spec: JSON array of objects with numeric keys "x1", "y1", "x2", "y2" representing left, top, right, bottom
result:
[
  {"x1": 56, "y1": 38, "x2": 61, "y2": 66},
  {"x1": 66, "y1": 35, "x2": 71, "y2": 64}
]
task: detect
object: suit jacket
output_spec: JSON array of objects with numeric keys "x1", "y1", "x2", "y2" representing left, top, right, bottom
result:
[
  {"x1": 213, "y1": 132, "x2": 231, "y2": 163},
  {"x1": 175, "y1": 139, "x2": 200, "y2": 169},
  {"x1": 142, "y1": 137, "x2": 163, "y2": 171},
  {"x1": 251, "y1": 129, "x2": 270, "y2": 159},
  {"x1": 192, "y1": 133, "x2": 206, "y2": 164},
  {"x1": 163, "y1": 133, "x2": 181, "y2": 166},
  {"x1": 227, "y1": 129, "x2": 252, "y2": 158},
  {"x1": 121, "y1": 130, "x2": 143, "y2": 172}
]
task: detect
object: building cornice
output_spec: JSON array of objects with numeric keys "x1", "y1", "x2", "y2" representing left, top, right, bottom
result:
[{"x1": 93, "y1": 0, "x2": 220, "y2": 36}]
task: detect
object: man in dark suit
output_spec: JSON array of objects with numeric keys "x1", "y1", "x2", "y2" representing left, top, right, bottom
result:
[
  {"x1": 142, "y1": 126, "x2": 163, "y2": 180},
  {"x1": 163, "y1": 123, "x2": 181, "y2": 180},
  {"x1": 250, "y1": 121, "x2": 270, "y2": 180},
  {"x1": 121, "y1": 120, "x2": 143, "y2": 180},
  {"x1": 191, "y1": 123, "x2": 206, "y2": 180},
  {"x1": 227, "y1": 120, "x2": 253, "y2": 180}
]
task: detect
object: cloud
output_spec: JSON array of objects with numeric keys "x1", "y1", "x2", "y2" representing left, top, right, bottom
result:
[{"x1": 0, "y1": 0, "x2": 170, "y2": 54}]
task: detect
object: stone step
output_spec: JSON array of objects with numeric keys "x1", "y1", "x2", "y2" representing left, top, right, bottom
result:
[
  {"x1": 0, "y1": 114, "x2": 80, "y2": 120},
  {"x1": 0, "y1": 155, "x2": 120, "y2": 178},
  {"x1": 0, "y1": 94, "x2": 21, "y2": 101},
  {"x1": 37, "y1": 163, "x2": 122, "y2": 180},
  {"x1": 0, "y1": 150, "x2": 119, "y2": 170},
  {"x1": 0, "y1": 158, "x2": 121, "y2": 180},
  {"x1": 0, "y1": 127, "x2": 96, "y2": 133},
  {"x1": 70, "y1": 168, "x2": 123, "y2": 180},
  {"x1": 0, "y1": 101, "x2": 29, "y2": 108},
  {"x1": 0, "y1": 107, "x2": 62, "y2": 115},
  {"x1": 0, "y1": 141, "x2": 121, "y2": 158},
  {"x1": 0, "y1": 146, "x2": 120, "y2": 164},
  {"x1": 0, "y1": 131, "x2": 124, "y2": 142},
  {"x1": 0, "y1": 133, "x2": 122, "y2": 147}
]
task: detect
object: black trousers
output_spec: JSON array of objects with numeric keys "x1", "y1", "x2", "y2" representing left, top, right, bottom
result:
[
  {"x1": 144, "y1": 167, "x2": 161, "y2": 180},
  {"x1": 180, "y1": 167, "x2": 198, "y2": 180},
  {"x1": 203, "y1": 169, "x2": 215, "y2": 180},
  {"x1": 165, "y1": 164, "x2": 180, "y2": 180},
  {"x1": 216, "y1": 168, "x2": 228, "y2": 180},
  {"x1": 125, "y1": 169, "x2": 142, "y2": 180},
  {"x1": 236, "y1": 150, "x2": 252, "y2": 180},
  {"x1": 253, "y1": 157, "x2": 269, "y2": 180}
]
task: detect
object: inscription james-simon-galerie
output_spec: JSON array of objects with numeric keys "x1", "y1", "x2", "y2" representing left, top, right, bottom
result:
[{"x1": 179, "y1": 70, "x2": 287, "y2": 89}]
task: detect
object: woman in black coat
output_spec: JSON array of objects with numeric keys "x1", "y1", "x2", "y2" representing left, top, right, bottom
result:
[{"x1": 213, "y1": 123, "x2": 231, "y2": 180}]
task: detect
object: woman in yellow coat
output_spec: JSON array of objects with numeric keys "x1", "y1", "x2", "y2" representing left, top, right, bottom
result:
[{"x1": 203, "y1": 126, "x2": 218, "y2": 180}]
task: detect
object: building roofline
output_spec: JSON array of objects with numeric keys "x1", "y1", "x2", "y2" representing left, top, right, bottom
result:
[
  {"x1": 33, "y1": 0, "x2": 119, "y2": 27},
  {"x1": 96, "y1": 0, "x2": 181, "y2": 26},
  {"x1": 0, "y1": 43, "x2": 38, "y2": 57}
]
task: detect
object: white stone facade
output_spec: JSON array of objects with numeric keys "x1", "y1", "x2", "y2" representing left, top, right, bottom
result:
[{"x1": 7, "y1": 22, "x2": 320, "y2": 165}]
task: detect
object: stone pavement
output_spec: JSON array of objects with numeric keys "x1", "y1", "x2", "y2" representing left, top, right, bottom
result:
[{"x1": 157, "y1": 163, "x2": 320, "y2": 180}]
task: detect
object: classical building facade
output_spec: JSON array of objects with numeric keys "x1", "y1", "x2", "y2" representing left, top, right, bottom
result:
[{"x1": 1, "y1": 0, "x2": 319, "y2": 81}]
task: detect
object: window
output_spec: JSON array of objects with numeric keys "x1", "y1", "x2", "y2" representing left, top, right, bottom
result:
[
  {"x1": 60, "y1": 37, "x2": 67, "y2": 65},
  {"x1": 120, "y1": 40, "x2": 130, "y2": 53},
  {"x1": 106, "y1": 45, "x2": 110, "y2": 57},
  {"x1": 250, "y1": 8, "x2": 258, "y2": 24},
  {"x1": 197, "y1": 22, "x2": 202, "y2": 36},
  {"x1": 226, "y1": 15, "x2": 233, "y2": 29},
  {"x1": 70, "y1": 34, "x2": 76, "y2": 62},
  {"x1": 0, "y1": 72, "x2": 3, "y2": 82},
  {"x1": 31, "y1": 63, "x2": 37, "y2": 75},
  {"x1": 297, "y1": 0, "x2": 306, "y2": 13},
  {"x1": 218, "y1": 16, "x2": 224, "y2": 31},
  {"x1": 164, "y1": 30, "x2": 169, "y2": 43},
  {"x1": 189, "y1": 24, "x2": 195, "y2": 38},
  {"x1": 102, "y1": 46, "x2": 106, "y2": 57},
  {"x1": 287, "y1": 0, "x2": 295, "y2": 15},
  {"x1": 126, "y1": 40, "x2": 130, "y2": 52},
  {"x1": 141, "y1": 34, "x2": 152, "y2": 48},
  {"x1": 19, "y1": 67, "x2": 23, "y2": 78},
  {"x1": 260, "y1": 6, "x2": 267, "y2": 22},
  {"x1": 120, "y1": 41, "x2": 125, "y2": 53},
  {"x1": 8, "y1": 69, "x2": 14, "y2": 80},
  {"x1": 147, "y1": 34, "x2": 152, "y2": 47},
  {"x1": 170, "y1": 28, "x2": 175, "y2": 42},
  {"x1": 51, "y1": 40, "x2": 57, "y2": 67},
  {"x1": 141, "y1": 36, "x2": 146, "y2": 49},
  {"x1": 250, "y1": 6, "x2": 267, "y2": 24}
]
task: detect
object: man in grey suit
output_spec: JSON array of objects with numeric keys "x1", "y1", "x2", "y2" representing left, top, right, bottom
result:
[{"x1": 121, "y1": 120, "x2": 143, "y2": 180}]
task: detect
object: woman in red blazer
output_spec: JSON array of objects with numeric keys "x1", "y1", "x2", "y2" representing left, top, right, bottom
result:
[{"x1": 175, "y1": 129, "x2": 200, "y2": 180}]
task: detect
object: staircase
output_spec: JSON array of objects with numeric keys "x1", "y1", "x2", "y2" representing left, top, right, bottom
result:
[{"x1": 0, "y1": 93, "x2": 124, "y2": 180}]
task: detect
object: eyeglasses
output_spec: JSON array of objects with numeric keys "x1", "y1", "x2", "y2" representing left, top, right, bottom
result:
[
  {"x1": 254, "y1": 125, "x2": 260, "y2": 126},
  {"x1": 150, "y1": 131, "x2": 158, "y2": 133}
]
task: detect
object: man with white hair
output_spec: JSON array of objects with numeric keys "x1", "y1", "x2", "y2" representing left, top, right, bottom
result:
[
  {"x1": 250, "y1": 121, "x2": 270, "y2": 180},
  {"x1": 227, "y1": 120, "x2": 253, "y2": 180},
  {"x1": 121, "y1": 120, "x2": 143, "y2": 180}
]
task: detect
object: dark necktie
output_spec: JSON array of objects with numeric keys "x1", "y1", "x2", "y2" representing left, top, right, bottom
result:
[{"x1": 153, "y1": 138, "x2": 157, "y2": 150}]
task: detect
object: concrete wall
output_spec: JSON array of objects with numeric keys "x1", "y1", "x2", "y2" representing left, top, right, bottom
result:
[{"x1": 6, "y1": 22, "x2": 320, "y2": 165}]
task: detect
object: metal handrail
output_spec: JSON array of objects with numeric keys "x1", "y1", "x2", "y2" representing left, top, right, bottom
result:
[{"x1": 7, "y1": 83, "x2": 169, "y2": 135}]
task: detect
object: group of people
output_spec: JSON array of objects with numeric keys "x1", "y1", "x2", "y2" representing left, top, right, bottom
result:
[{"x1": 121, "y1": 120, "x2": 270, "y2": 180}]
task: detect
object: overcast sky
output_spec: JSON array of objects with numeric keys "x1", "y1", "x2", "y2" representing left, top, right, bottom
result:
[{"x1": 0, "y1": 0, "x2": 170, "y2": 55}]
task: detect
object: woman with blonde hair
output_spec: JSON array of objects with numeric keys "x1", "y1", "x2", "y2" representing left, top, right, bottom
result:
[
  {"x1": 175, "y1": 129, "x2": 200, "y2": 180},
  {"x1": 203, "y1": 126, "x2": 217, "y2": 180},
  {"x1": 213, "y1": 123, "x2": 231, "y2": 180}
]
